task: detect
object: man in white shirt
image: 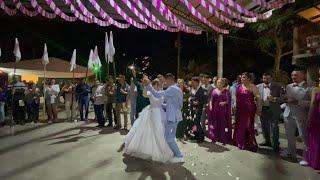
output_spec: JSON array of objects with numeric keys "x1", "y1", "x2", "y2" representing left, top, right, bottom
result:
[
  {"x1": 282, "y1": 70, "x2": 311, "y2": 165},
  {"x1": 257, "y1": 72, "x2": 282, "y2": 152},
  {"x1": 92, "y1": 81, "x2": 106, "y2": 128},
  {"x1": 127, "y1": 77, "x2": 137, "y2": 126}
]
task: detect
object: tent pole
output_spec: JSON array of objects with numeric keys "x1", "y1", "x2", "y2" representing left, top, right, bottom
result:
[
  {"x1": 43, "y1": 65, "x2": 46, "y2": 122},
  {"x1": 10, "y1": 62, "x2": 16, "y2": 130},
  {"x1": 113, "y1": 61, "x2": 116, "y2": 79},
  {"x1": 85, "y1": 67, "x2": 88, "y2": 82},
  {"x1": 71, "y1": 69, "x2": 75, "y2": 122}
]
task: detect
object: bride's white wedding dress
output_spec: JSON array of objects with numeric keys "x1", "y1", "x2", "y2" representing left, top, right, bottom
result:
[{"x1": 124, "y1": 92, "x2": 173, "y2": 162}]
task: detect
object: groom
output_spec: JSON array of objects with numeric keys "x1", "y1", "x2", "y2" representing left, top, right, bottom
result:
[{"x1": 143, "y1": 73, "x2": 184, "y2": 163}]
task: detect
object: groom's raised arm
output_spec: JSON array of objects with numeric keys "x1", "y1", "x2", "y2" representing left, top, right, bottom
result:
[{"x1": 146, "y1": 84, "x2": 174, "y2": 98}]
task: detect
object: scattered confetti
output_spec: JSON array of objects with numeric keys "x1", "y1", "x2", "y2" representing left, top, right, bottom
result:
[
  {"x1": 193, "y1": 172, "x2": 197, "y2": 176},
  {"x1": 226, "y1": 165, "x2": 231, "y2": 168},
  {"x1": 191, "y1": 163, "x2": 195, "y2": 166},
  {"x1": 201, "y1": 173, "x2": 204, "y2": 176},
  {"x1": 236, "y1": 177, "x2": 240, "y2": 180},
  {"x1": 228, "y1": 172, "x2": 232, "y2": 176},
  {"x1": 206, "y1": 173, "x2": 209, "y2": 176}
]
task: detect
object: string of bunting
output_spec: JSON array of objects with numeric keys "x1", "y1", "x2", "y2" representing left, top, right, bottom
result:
[
  {"x1": 132, "y1": 0, "x2": 179, "y2": 32},
  {"x1": 13, "y1": 0, "x2": 38, "y2": 17},
  {"x1": 206, "y1": 0, "x2": 258, "y2": 22},
  {"x1": 105, "y1": 0, "x2": 147, "y2": 29},
  {"x1": 121, "y1": 0, "x2": 161, "y2": 30},
  {"x1": 253, "y1": 0, "x2": 295, "y2": 9},
  {"x1": 0, "y1": 0, "x2": 17, "y2": 16},
  {"x1": 86, "y1": 0, "x2": 130, "y2": 29},
  {"x1": 30, "y1": 0, "x2": 56, "y2": 19},
  {"x1": 197, "y1": 0, "x2": 244, "y2": 28},
  {"x1": 0, "y1": 0, "x2": 296, "y2": 34},
  {"x1": 179, "y1": 0, "x2": 229, "y2": 34},
  {"x1": 72, "y1": 0, "x2": 110, "y2": 26},
  {"x1": 151, "y1": 0, "x2": 202, "y2": 35},
  {"x1": 43, "y1": 0, "x2": 77, "y2": 22},
  {"x1": 219, "y1": 0, "x2": 272, "y2": 19}
]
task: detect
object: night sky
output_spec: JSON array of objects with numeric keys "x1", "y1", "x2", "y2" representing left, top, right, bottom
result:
[{"x1": 0, "y1": 15, "x2": 294, "y2": 81}]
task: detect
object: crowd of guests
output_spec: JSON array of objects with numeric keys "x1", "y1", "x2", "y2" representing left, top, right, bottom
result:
[
  {"x1": 0, "y1": 68, "x2": 319, "y2": 171},
  {"x1": 174, "y1": 70, "x2": 319, "y2": 171}
]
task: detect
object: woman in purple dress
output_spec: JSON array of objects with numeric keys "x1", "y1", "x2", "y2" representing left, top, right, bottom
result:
[
  {"x1": 307, "y1": 75, "x2": 320, "y2": 170},
  {"x1": 208, "y1": 78, "x2": 232, "y2": 144},
  {"x1": 233, "y1": 72, "x2": 262, "y2": 152}
]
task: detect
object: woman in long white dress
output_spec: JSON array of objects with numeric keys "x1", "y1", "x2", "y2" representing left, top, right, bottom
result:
[{"x1": 124, "y1": 79, "x2": 173, "y2": 163}]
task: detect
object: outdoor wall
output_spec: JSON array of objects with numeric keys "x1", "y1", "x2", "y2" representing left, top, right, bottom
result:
[{"x1": 21, "y1": 74, "x2": 39, "y2": 83}]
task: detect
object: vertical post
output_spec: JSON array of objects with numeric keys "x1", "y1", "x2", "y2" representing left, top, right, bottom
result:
[
  {"x1": 113, "y1": 61, "x2": 116, "y2": 79},
  {"x1": 71, "y1": 69, "x2": 75, "y2": 121},
  {"x1": 85, "y1": 67, "x2": 88, "y2": 82},
  {"x1": 177, "y1": 32, "x2": 181, "y2": 78},
  {"x1": 107, "y1": 62, "x2": 110, "y2": 77},
  {"x1": 217, "y1": 34, "x2": 223, "y2": 78},
  {"x1": 11, "y1": 62, "x2": 16, "y2": 127},
  {"x1": 43, "y1": 65, "x2": 46, "y2": 122}
]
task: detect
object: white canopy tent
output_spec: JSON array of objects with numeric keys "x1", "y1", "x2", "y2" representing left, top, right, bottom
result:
[{"x1": 0, "y1": 57, "x2": 94, "y2": 81}]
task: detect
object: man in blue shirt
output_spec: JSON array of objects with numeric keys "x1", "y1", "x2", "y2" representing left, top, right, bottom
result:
[{"x1": 76, "y1": 79, "x2": 91, "y2": 122}]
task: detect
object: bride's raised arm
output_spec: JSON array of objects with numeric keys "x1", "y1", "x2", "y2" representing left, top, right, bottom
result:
[{"x1": 142, "y1": 85, "x2": 149, "y2": 98}]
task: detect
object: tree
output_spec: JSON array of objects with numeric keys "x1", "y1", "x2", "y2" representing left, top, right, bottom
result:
[
  {"x1": 250, "y1": 0, "x2": 314, "y2": 73},
  {"x1": 251, "y1": 8, "x2": 294, "y2": 73}
]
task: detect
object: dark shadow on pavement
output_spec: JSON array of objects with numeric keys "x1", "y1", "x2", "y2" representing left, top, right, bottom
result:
[
  {"x1": 0, "y1": 123, "x2": 54, "y2": 139},
  {"x1": 258, "y1": 147, "x2": 304, "y2": 164},
  {"x1": 48, "y1": 134, "x2": 100, "y2": 145},
  {"x1": 0, "y1": 123, "x2": 91, "y2": 155},
  {"x1": 258, "y1": 155, "x2": 289, "y2": 180},
  {"x1": 122, "y1": 155, "x2": 196, "y2": 180},
  {"x1": 0, "y1": 134, "x2": 103, "y2": 180},
  {"x1": 119, "y1": 130, "x2": 128, "y2": 135},
  {"x1": 198, "y1": 142, "x2": 230, "y2": 153},
  {"x1": 68, "y1": 158, "x2": 113, "y2": 179},
  {"x1": 98, "y1": 128, "x2": 118, "y2": 135},
  {"x1": 43, "y1": 126, "x2": 100, "y2": 141},
  {"x1": 257, "y1": 147, "x2": 278, "y2": 158}
]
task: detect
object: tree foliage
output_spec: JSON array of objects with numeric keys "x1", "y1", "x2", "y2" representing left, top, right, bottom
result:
[{"x1": 250, "y1": 0, "x2": 316, "y2": 72}]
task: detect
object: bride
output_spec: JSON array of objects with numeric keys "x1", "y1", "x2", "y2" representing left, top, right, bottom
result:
[{"x1": 124, "y1": 79, "x2": 173, "y2": 163}]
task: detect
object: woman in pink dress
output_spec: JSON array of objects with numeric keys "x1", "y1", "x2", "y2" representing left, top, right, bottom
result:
[
  {"x1": 233, "y1": 72, "x2": 262, "y2": 152},
  {"x1": 307, "y1": 75, "x2": 320, "y2": 170},
  {"x1": 208, "y1": 78, "x2": 232, "y2": 144}
]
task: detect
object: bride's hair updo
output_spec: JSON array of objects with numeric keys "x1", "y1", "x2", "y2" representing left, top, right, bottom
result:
[{"x1": 152, "y1": 79, "x2": 160, "y2": 86}]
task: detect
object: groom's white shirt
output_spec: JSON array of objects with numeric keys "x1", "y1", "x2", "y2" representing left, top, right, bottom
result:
[{"x1": 147, "y1": 84, "x2": 183, "y2": 123}]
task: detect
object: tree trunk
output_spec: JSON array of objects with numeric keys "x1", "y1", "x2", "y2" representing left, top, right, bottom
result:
[
  {"x1": 274, "y1": 55, "x2": 281, "y2": 73},
  {"x1": 274, "y1": 37, "x2": 282, "y2": 73}
]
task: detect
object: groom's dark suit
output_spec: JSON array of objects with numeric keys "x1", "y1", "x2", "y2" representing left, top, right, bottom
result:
[{"x1": 190, "y1": 86, "x2": 206, "y2": 143}]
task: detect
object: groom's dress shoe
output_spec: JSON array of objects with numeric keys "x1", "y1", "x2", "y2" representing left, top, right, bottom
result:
[
  {"x1": 170, "y1": 157, "x2": 184, "y2": 163},
  {"x1": 259, "y1": 142, "x2": 272, "y2": 147}
]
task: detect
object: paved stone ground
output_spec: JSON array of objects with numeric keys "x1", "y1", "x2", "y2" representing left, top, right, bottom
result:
[{"x1": 0, "y1": 111, "x2": 319, "y2": 180}]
